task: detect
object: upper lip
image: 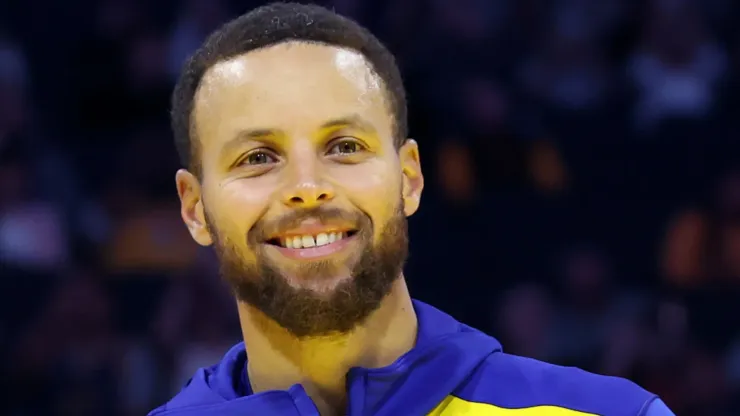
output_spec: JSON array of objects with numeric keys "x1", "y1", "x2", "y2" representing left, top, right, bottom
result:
[{"x1": 265, "y1": 220, "x2": 357, "y2": 241}]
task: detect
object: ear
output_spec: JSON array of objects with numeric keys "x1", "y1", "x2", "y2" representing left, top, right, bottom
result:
[
  {"x1": 399, "y1": 139, "x2": 424, "y2": 217},
  {"x1": 175, "y1": 169, "x2": 213, "y2": 246}
]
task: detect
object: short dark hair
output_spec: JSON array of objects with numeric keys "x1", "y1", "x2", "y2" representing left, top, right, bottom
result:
[{"x1": 171, "y1": 2, "x2": 407, "y2": 176}]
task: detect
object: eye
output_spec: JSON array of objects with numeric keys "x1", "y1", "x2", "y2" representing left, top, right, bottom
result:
[
  {"x1": 241, "y1": 150, "x2": 277, "y2": 166},
  {"x1": 327, "y1": 138, "x2": 364, "y2": 155}
]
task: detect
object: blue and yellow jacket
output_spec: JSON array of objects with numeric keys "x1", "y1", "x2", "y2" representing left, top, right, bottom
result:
[{"x1": 150, "y1": 300, "x2": 674, "y2": 415}]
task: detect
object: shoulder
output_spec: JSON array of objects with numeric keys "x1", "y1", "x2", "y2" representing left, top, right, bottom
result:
[
  {"x1": 147, "y1": 366, "x2": 224, "y2": 415},
  {"x1": 454, "y1": 352, "x2": 658, "y2": 416},
  {"x1": 148, "y1": 343, "x2": 247, "y2": 415}
]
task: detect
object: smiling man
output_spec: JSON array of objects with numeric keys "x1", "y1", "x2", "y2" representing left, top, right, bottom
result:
[{"x1": 150, "y1": 3, "x2": 674, "y2": 416}]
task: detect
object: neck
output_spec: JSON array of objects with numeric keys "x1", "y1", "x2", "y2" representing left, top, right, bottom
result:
[{"x1": 237, "y1": 277, "x2": 417, "y2": 415}]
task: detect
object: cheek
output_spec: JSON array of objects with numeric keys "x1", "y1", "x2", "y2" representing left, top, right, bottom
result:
[
  {"x1": 208, "y1": 180, "x2": 272, "y2": 242},
  {"x1": 330, "y1": 161, "x2": 401, "y2": 222}
]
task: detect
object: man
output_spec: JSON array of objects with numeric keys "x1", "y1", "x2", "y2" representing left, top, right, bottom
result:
[{"x1": 151, "y1": 3, "x2": 675, "y2": 415}]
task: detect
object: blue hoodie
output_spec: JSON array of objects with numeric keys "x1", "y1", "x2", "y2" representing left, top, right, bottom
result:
[{"x1": 150, "y1": 300, "x2": 674, "y2": 415}]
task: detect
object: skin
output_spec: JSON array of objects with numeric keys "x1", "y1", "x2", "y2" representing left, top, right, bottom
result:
[{"x1": 175, "y1": 41, "x2": 424, "y2": 415}]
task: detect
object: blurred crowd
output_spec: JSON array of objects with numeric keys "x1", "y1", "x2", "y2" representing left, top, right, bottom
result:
[{"x1": 1, "y1": 0, "x2": 740, "y2": 415}]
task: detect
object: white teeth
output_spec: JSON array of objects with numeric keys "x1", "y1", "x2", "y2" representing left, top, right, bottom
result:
[
  {"x1": 315, "y1": 233, "x2": 329, "y2": 246},
  {"x1": 301, "y1": 235, "x2": 316, "y2": 247},
  {"x1": 292, "y1": 236, "x2": 303, "y2": 249},
  {"x1": 280, "y1": 232, "x2": 349, "y2": 248}
]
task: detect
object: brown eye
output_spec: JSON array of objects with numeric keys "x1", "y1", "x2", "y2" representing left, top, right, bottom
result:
[
  {"x1": 328, "y1": 139, "x2": 363, "y2": 155},
  {"x1": 244, "y1": 151, "x2": 276, "y2": 165}
]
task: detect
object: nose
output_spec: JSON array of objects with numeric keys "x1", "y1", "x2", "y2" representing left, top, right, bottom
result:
[{"x1": 281, "y1": 171, "x2": 335, "y2": 209}]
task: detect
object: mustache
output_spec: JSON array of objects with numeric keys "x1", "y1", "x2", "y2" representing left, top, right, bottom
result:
[{"x1": 249, "y1": 207, "x2": 369, "y2": 243}]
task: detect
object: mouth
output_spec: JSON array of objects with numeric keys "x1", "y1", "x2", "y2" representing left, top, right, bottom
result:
[
  {"x1": 264, "y1": 229, "x2": 360, "y2": 261},
  {"x1": 266, "y1": 230, "x2": 359, "y2": 249}
]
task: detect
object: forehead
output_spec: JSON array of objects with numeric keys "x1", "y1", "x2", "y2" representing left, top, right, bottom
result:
[{"x1": 193, "y1": 41, "x2": 392, "y2": 156}]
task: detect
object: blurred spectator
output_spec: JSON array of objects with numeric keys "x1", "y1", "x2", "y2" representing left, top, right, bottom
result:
[
  {"x1": 117, "y1": 256, "x2": 236, "y2": 415},
  {"x1": 0, "y1": 40, "x2": 71, "y2": 272},
  {"x1": 726, "y1": 337, "x2": 740, "y2": 404},
  {"x1": 628, "y1": 0, "x2": 728, "y2": 131},
  {"x1": 494, "y1": 282, "x2": 555, "y2": 361},
  {"x1": 8, "y1": 272, "x2": 118, "y2": 416},
  {"x1": 101, "y1": 125, "x2": 197, "y2": 274},
  {"x1": 413, "y1": 0, "x2": 508, "y2": 75},
  {"x1": 0, "y1": 197, "x2": 68, "y2": 271},
  {"x1": 600, "y1": 316, "x2": 649, "y2": 380},
  {"x1": 435, "y1": 76, "x2": 568, "y2": 204},
  {"x1": 660, "y1": 167, "x2": 740, "y2": 288},
  {"x1": 0, "y1": 40, "x2": 29, "y2": 140},
  {"x1": 660, "y1": 208, "x2": 709, "y2": 288},
  {"x1": 681, "y1": 348, "x2": 730, "y2": 415},
  {"x1": 519, "y1": 7, "x2": 613, "y2": 112},
  {"x1": 103, "y1": 200, "x2": 198, "y2": 273},
  {"x1": 119, "y1": 339, "x2": 164, "y2": 416},
  {"x1": 149, "y1": 269, "x2": 238, "y2": 393},
  {"x1": 551, "y1": 0, "x2": 628, "y2": 42},
  {"x1": 711, "y1": 170, "x2": 740, "y2": 282},
  {"x1": 549, "y1": 246, "x2": 646, "y2": 370},
  {"x1": 640, "y1": 299, "x2": 692, "y2": 411}
]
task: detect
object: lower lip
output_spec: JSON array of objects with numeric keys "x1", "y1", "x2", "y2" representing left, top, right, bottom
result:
[{"x1": 269, "y1": 235, "x2": 357, "y2": 260}]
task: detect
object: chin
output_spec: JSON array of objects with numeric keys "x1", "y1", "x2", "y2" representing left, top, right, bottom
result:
[{"x1": 279, "y1": 266, "x2": 356, "y2": 293}]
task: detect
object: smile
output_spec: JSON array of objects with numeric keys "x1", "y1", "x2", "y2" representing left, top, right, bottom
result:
[
  {"x1": 275, "y1": 231, "x2": 354, "y2": 248},
  {"x1": 266, "y1": 229, "x2": 359, "y2": 260}
]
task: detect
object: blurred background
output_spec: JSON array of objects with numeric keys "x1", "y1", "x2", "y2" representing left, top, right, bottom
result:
[{"x1": 1, "y1": 0, "x2": 739, "y2": 414}]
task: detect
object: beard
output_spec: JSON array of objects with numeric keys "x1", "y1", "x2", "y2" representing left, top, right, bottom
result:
[{"x1": 206, "y1": 202, "x2": 408, "y2": 338}]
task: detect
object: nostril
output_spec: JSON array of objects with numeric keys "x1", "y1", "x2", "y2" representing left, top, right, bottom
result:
[{"x1": 286, "y1": 192, "x2": 330, "y2": 205}]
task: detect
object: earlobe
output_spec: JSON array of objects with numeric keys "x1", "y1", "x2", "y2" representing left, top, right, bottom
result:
[
  {"x1": 400, "y1": 139, "x2": 424, "y2": 217},
  {"x1": 175, "y1": 169, "x2": 213, "y2": 246},
  {"x1": 191, "y1": 199, "x2": 213, "y2": 246}
]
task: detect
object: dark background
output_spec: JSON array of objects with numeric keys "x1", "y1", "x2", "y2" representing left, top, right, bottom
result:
[{"x1": 1, "y1": 0, "x2": 740, "y2": 414}]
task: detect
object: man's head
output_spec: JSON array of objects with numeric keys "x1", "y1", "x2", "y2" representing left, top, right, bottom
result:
[{"x1": 173, "y1": 3, "x2": 424, "y2": 338}]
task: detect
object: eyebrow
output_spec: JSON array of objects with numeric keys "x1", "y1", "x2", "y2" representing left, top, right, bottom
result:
[
  {"x1": 220, "y1": 114, "x2": 376, "y2": 160},
  {"x1": 219, "y1": 131, "x2": 271, "y2": 163},
  {"x1": 319, "y1": 114, "x2": 376, "y2": 133}
]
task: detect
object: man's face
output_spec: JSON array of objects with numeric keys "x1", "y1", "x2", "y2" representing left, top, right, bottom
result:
[{"x1": 177, "y1": 42, "x2": 423, "y2": 337}]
